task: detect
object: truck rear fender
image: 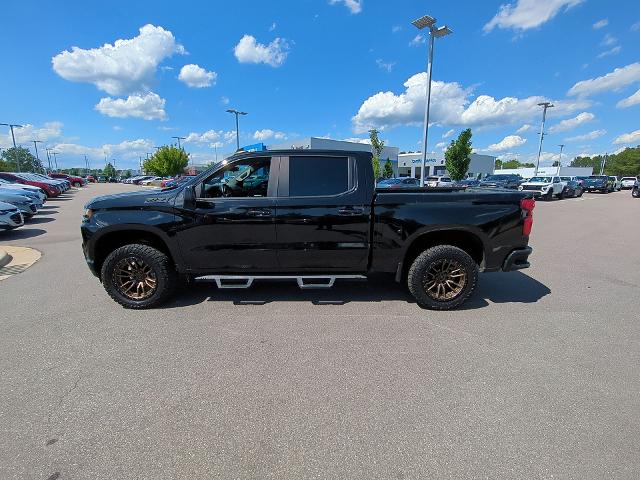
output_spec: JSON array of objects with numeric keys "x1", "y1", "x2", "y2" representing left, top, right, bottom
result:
[{"x1": 396, "y1": 228, "x2": 485, "y2": 282}]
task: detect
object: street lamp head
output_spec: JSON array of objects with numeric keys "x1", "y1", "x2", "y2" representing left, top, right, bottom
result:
[
  {"x1": 432, "y1": 25, "x2": 452, "y2": 38},
  {"x1": 537, "y1": 102, "x2": 554, "y2": 108},
  {"x1": 412, "y1": 15, "x2": 436, "y2": 30}
]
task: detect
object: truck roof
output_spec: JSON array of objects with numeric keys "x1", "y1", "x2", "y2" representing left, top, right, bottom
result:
[{"x1": 227, "y1": 149, "x2": 374, "y2": 161}]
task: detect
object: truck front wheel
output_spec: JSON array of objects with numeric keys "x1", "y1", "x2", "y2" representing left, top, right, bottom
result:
[
  {"x1": 407, "y1": 245, "x2": 479, "y2": 311},
  {"x1": 101, "y1": 244, "x2": 177, "y2": 309}
]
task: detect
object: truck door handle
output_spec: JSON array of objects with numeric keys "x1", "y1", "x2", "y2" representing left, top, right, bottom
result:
[
  {"x1": 338, "y1": 207, "x2": 364, "y2": 216},
  {"x1": 247, "y1": 208, "x2": 272, "y2": 217}
]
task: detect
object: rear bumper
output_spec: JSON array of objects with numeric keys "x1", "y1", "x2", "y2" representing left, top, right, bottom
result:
[{"x1": 502, "y1": 247, "x2": 532, "y2": 272}]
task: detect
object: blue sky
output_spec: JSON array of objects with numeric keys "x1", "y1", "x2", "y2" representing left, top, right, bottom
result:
[{"x1": 1, "y1": 0, "x2": 639, "y2": 170}]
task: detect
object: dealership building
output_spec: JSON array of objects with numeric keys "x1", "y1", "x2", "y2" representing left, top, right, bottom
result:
[
  {"x1": 397, "y1": 152, "x2": 496, "y2": 179},
  {"x1": 493, "y1": 166, "x2": 593, "y2": 178}
]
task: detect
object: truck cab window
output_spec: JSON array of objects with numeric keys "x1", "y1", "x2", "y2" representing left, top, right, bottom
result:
[
  {"x1": 201, "y1": 158, "x2": 271, "y2": 198},
  {"x1": 289, "y1": 156, "x2": 350, "y2": 197}
]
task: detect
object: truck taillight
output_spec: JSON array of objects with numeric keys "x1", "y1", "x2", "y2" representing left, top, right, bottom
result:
[{"x1": 521, "y1": 197, "x2": 535, "y2": 236}]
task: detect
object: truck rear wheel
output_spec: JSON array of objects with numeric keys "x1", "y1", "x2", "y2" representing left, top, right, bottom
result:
[
  {"x1": 101, "y1": 244, "x2": 177, "y2": 309},
  {"x1": 407, "y1": 245, "x2": 478, "y2": 311}
]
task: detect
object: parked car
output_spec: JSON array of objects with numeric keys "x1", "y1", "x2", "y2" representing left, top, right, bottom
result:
[
  {"x1": 0, "y1": 185, "x2": 44, "y2": 208},
  {"x1": 139, "y1": 176, "x2": 162, "y2": 186},
  {"x1": 132, "y1": 176, "x2": 154, "y2": 185},
  {"x1": 50, "y1": 172, "x2": 87, "y2": 187},
  {"x1": 580, "y1": 175, "x2": 613, "y2": 193},
  {"x1": 0, "y1": 172, "x2": 60, "y2": 198},
  {"x1": 376, "y1": 177, "x2": 420, "y2": 189},
  {"x1": 82, "y1": 149, "x2": 535, "y2": 311},
  {"x1": 455, "y1": 179, "x2": 481, "y2": 188},
  {"x1": 479, "y1": 174, "x2": 522, "y2": 189},
  {"x1": 0, "y1": 178, "x2": 46, "y2": 202},
  {"x1": 562, "y1": 180, "x2": 584, "y2": 198},
  {"x1": 84, "y1": 175, "x2": 96, "y2": 183},
  {"x1": 30, "y1": 173, "x2": 69, "y2": 191},
  {"x1": 0, "y1": 191, "x2": 37, "y2": 219},
  {"x1": 518, "y1": 176, "x2": 566, "y2": 200},
  {"x1": 97, "y1": 176, "x2": 107, "y2": 183},
  {"x1": 0, "y1": 201, "x2": 24, "y2": 230},
  {"x1": 608, "y1": 176, "x2": 622, "y2": 191},
  {"x1": 632, "y1": 179, "x2": 639, "y2": 198},
  {"x1": 425, "y1": 175, "x2": 454, "y2": 187},
  {"x1": 620, "y1": 177, "x2": 638, "y2": 189}
]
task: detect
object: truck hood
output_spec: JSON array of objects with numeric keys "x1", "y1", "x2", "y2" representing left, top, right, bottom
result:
[
  {"x1": 583, "y1": 178, "x2": 606, "y2": 185},
  {"x1": 521, "y1": 182, "x2": 551, "y2": 187},
  {"x1": 86, "y1": 188, "x2": 178, "y2": 210}
]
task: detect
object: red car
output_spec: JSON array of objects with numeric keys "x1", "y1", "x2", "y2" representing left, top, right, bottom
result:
[
  {"x1": 0, "y1": 172, "x2": 61, "y2": 198},
  {"x1": 50, "y1": 173, "x2": 87, "y2": 187},
  {"x1": 85, "y1": 175, "x2": 96, "y2": 183}
]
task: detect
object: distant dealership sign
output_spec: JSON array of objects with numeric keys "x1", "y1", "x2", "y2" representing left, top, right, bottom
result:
[
  {"x1": 242, "y1": 142, "x2": 266, "y2": 152},
  {"x1": 412, "y1": 158, "x2": 439, "y2": 164}
]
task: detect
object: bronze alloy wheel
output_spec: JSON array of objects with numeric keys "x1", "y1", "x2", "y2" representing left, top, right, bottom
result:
[
  {"x1": 422, "y1": 258, "x2": 467, "y2": 301},
  {"x1": 113, "y1": 256, "x2": 158, "y2": 300}
]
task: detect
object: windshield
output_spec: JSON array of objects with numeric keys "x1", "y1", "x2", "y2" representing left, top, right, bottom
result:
[
  {"x1": 529, "y1": 177, "x2": 552, "y2": 183},
  {"x1": 379, "y1": 178, "x2": 402, "y2": 185}
]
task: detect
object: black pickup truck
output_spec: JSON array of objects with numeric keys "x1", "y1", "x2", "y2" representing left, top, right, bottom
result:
[{"x1": 81, "y1": 150, "x2": 535, "y2": 310}]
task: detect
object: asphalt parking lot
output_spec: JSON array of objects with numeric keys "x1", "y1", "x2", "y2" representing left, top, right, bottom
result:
[{"x1": 1, "y1": 184, "x2": 639, "y2": 479}]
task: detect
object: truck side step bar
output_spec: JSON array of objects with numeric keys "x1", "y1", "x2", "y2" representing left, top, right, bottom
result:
[{"x1": 194, "y1": 275, "x2": 366, "y2": 290}]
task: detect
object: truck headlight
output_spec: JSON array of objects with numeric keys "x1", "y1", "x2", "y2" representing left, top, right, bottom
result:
[{"x1": 83, "y1": 208, "x2": 94, "y2": 221}]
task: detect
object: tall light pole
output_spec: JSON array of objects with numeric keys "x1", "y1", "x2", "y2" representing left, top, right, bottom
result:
[
  {"x1": 412, "y1": 15, "x2": 452, "y2": 187},
  {"x1": 557, "y1": 144, "x2": 564, "y2": 175},
  {"x1": 32, "y1": 140, "x2": 43, "y2": 172},
  {"x1": 45, "y1": 148, "x2": 53, "y2": 172},
  {"x1": 51, "y1": 151, "x2": 59, "y2": 171},
  {"x1": 1, "y1": 123, "x2": 24, "y2": 171},
  {"x1": 226, "y1": 109, "x2": 248, "y2": 151},
  {"x1": 534, "y1": 102, "x2": 554, "y2": 176},
  {"x1": 172, "y1": 136, "x2": 186, "y2": 149}
]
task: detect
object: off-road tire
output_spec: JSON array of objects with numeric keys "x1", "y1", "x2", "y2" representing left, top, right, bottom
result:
[
  {"x1": 407, "y1": 245, "x2": 479, "y2": 311},
  {"x1": 101, "y1": 244, "x2": 177, "y2": 309}
]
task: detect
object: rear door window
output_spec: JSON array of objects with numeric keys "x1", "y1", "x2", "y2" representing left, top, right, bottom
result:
[{"x1": 289, "y1": 156, "x2": 350, "y2": 197}]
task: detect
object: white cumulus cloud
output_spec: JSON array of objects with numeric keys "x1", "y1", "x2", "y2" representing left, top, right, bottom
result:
[
  {"x1": 52, "y1": 24, "x2": 184, "y2": 95},
  {"x1": 0, "y1": 122, "x2": 64, "y2": 148},
  {"x1": 351, "y1": 72, "x2": 590, "y2": 133},
  {"x1": 617, "y1": 89, "x2": 640, "y2": 108},
  {"x1": 442, "y1": 129, "x2": 455, "y2": 139},
  {"x1": 597, "y1": 46, "x2": 621, "y2": 59},
  {"x1": 253, "y1": 129, "x2": 286, "y2": 141},
  {"x1": 484, "y1": 0, "x2": 583, "y2": 33},
  {"x1": 565, "y1": 129, "x2": 606, "y2": 142},
  {"x1": 613, "y1": 129, "x2": 640, "y2": 145},
  {"x1": 178, "y1": 64, "x2": 217, "y2": 88},
  {"x1": 234, "y1": 35, "x2": 289, "y2": 67},
  {"x1": 328, "y1": 0, "x2": 362, "y2": 14},
  {"x1": 549, "y1": 112, "x2": 594, "y2": 133},
  {"x1": 593, "y1": 18, "x2": 609, "y2": 29},
  {"x1": 516, "y1": 124, "x2": 534, "y2": 133},
  {"x1": 95, "y1": 92, "x2": 167, "y2": 120},
  {"x1": 568, "y1": 63, "x2": 640, "y2": 97},
  {"x1": 487, "y1": 135, "x2": 527, "y2": 152}
]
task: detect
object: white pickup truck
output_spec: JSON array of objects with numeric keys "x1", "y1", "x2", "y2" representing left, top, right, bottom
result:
[{"x1": 518, "y1": 175, "x2": 567, "y2": 200}]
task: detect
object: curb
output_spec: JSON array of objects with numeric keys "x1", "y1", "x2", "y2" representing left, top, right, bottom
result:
[{"x1": 0, "y1": 248, "x2": 11, "y2": 269}]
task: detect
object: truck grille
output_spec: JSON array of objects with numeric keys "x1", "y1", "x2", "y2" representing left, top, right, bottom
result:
[{"x1": 522, "y1": 185, "x2": 543, "y2": 191}]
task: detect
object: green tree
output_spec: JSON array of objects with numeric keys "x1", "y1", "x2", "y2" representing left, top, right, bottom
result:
[
  {"x1": 123, "y1": 170, "x2": 132, "y2": 178},
  {"x1": 369, "y1": 129, "x2": 384, "y2": 180},
  {"x1": 1, "y1": 146, "x2": 44, "y2": 173},
  {"x1": 570, "y1": 147, "x2": 640, "y2": 177},
  {"x1": 444, "y1": 129, "x2": 473, "y2": 181},
  {"x1": 104, "y1": 163, "x2": 117, "y2": 177},
  {"x1": 383, "y1": 159, "x2": 394, "y2": 178},
  {"x1": 143, "y1": 145, "x2": 189, "y2": 176}
]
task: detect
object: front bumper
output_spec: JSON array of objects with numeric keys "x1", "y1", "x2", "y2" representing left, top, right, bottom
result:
[{"x1": 502, "y1": 247, "x2": 533, "y2": 272}]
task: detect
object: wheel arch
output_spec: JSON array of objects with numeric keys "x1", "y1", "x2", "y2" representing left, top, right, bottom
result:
[
  {"x1": 398, "y1": 228, "x2": 485, "y2": 282},
  {"x1": 91, "y1": 227, "x2": 180, "y2": 279}
]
